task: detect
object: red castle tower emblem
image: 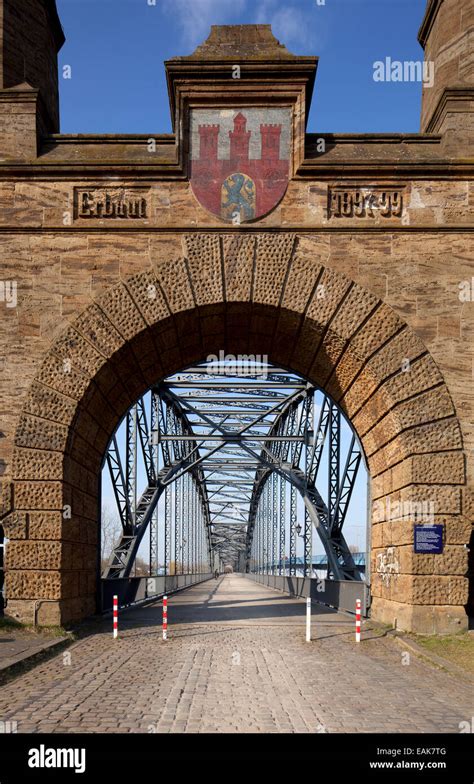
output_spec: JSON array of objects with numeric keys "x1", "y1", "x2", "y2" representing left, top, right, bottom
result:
[{"x1": 190, "y1": 108, "x2": 291, "y2": 222}]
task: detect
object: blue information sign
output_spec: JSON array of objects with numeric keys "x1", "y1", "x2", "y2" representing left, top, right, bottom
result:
[{"x1": 414, "y1": 524, "x2": 444, "y2": 554}]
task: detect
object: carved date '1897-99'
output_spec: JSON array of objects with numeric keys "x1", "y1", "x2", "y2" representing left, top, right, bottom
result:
[{"x1": 329, "y1": 187, "x2": 404, "y2": 218}]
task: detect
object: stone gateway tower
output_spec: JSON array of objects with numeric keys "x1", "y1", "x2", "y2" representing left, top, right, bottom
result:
[
  {"x1": 0, "y1": 0, "x2": 472, "y2": 633},
  {"x1": 0, "y1": 0, "x2": 64, "y2": 150}
]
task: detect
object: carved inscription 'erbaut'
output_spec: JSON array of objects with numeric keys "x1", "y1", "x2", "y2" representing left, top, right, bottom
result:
[
  {"x1": 75, "y1": 188, "x2": 148, "y2": 219},
  {"x1": 329, "y1": 187, "x2": 404, "y2": 218}
]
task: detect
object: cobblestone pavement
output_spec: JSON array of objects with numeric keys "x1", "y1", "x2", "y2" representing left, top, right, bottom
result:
[{"x1": 0, "y1": 575, "x2": 472, "y2": 733}]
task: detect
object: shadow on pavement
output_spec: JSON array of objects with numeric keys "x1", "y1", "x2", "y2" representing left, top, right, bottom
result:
[{"x1": 110, "y1": 575, "x2": 355, "y2": 630}]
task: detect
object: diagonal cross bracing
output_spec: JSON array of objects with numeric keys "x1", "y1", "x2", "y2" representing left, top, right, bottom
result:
[{"x1": 102, "y1": 360, "x2": 366, "y2": 584}]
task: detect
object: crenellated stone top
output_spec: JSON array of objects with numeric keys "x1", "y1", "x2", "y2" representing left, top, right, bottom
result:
[{"x1": 178, "y1": 24, "x2": 301, "y2": 61}]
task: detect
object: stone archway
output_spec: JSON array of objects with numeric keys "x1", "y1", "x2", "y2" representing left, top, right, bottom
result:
[{"x1": 2, "y1": 234, "x2": 470, "y2": 633}]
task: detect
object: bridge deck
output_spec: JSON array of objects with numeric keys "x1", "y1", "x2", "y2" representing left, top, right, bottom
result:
[
  {"x1": 122, "y1": 572, "x2": 349, "y2": 629},
  {"x1": 0, "y1": 574, "x2": 471, "y2": 733}
]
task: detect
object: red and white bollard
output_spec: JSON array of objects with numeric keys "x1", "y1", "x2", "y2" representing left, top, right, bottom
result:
[
  {"x1": 113, "y1": 595, "x2": 118, "y2": 639},
  {"x1": 162, "y1": 595, "x2": 168, "y2": 641},
  {"x1": 355, "y1": 598, "x2": 361, "y2": 643}
]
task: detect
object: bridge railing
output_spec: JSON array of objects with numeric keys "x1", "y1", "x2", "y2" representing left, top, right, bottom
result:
[
  {"x1": 101, "y1": 572, "x2": 213, "y2": 612},
  {"x1": 247, "y1": 572, "x2": 369, "y2": 616}
]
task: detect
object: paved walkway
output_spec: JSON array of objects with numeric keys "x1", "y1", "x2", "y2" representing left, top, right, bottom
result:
[
  {"x1": 0, "y1": 627, "x2": 69, "y2": 675},
  {"x1": 0, "y1": 574, "x2": 472, "y2": 733}
]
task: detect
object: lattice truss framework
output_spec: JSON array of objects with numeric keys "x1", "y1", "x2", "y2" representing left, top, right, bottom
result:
[{"x1": 102, "y1": 360, "x2": 365, "y2": 581}]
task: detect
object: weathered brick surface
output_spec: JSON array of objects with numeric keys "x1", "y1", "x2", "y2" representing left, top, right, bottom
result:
[
  {"x1": 281, "y1": 235, "x2": 325, "y2": 312},
  {"x1": 96, "y1": 283, "x2": 147, "y2": 341},
  {"x1": 311, "y1": 331, "x2": 347, "y2": 387},
  {"x1": 125, "y1": 270, "x2": 170, "y2": 325},
  {"x1": 36, "y1": 353, "x2": 92, "y2": 401},
  {"x1": 6, "y1": 569, "x2": 63, "y2": 600},
  {"x1": 153, "y1": 255, "x2": 194, "y2": 314},
  {"x1": 12, "y1": 448, "x2": 63, "y2": 482},
  {"x1": 420, "y1": 0, "x2": 474, "y2": 134},
  {"x1": 14, "y1": 414, "x2": 68, "y2": 453},
  {"x1": 2, "y1": 511, "x2": 28, "y2": 540},
  {"x1": 74, "y1": 305, "x2": 124, "y2": 358},
  {"x1": 361, "y1": 386, "x2": 456, "y2": 452},
  {"x1": 372, "y1": 452, "x2": 466, "y2": 498},
  {"x1": 23, "y1": 382, "x2": 78, "y2": 426},
  {"x1": 325, "y1": 346, "x2": 365, "y2": 401},
  {"x1": 306, "y1": 267, "x2": 351, "y2": 325},
  {"x1": 185, "y1": 235, "x2": 223, "y2": 306},
  {"x1": 6, "y1": 540, "x2": 63, "y2": 570},
  {"x1": 252, "y1": 234, "x2": 295, "y2": 307},
  {"x1": 222, "y1": 235, "x2": 255, "y2": 301},
  {"x1": 13, "y1": 481, "x2": 63, "y2": 511},
  {"x1": 329, "y1": 284, "x2": 379, "y2": 341},
  {"x1": 369, "y1": 418, "x2": 463, "y2": 477}
]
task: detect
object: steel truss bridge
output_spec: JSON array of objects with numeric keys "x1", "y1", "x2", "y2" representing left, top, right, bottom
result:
[{"x1": 101, "y1": 359, "x2": 367, "y2": 608}]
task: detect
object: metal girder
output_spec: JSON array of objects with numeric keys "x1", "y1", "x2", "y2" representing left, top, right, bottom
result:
[
  {"x1": 303, "y1": 388, "x2": 314, "y2": 577},
  {"x1": 279, "y1": 475, "x2": 285, "y2": 576},
  {"x1": 246, "y1": 448, "x2": 361, "y2": 580},
  {"x1": 329, "y1": 435, "x2": 362, "y2": 537},
  {"x1": 211, "y1": 522, "x2": 247, "y2": 564},
  {"x1": 272, "y1": 472, "x2": 278, "y2": 575},
  {"x1": 158, "y1": 435, "x2": 307, "y2": 442},
  {"x1": 289, "y1": 484, "x2": 297, "y2": 576},
  {"x1": 308, "y1": 395, "x2": 330, "y2": 485},
  {"x1": 328, "y1": 402, "x2": 341, "y2": 535},
  {"x1": 102, "y1": 360, "x2": 365, "y2": 589},
  {"x1": 164, "y1": 483, "x2": 171, "y2": 576},
  {"x1": 245, "y1": 387, "x2": 363, "y2": 581},
  {"x1": 136, "y1": 396, "x2": 155, "y2": 484},
  {"x1": 103, "y1": 388, "x2": 214, "y2": 579},
  {"x1": 126, "y1": 406, "x2": 137, "y2": 524},
  {"x1": 106, "y1": 436, "x2": 133, "y2": 533},
  {"x1": 149, "y1": 392, "x2": 159, "y2": 575},
  {"x1": 105, "y1": 483, "x2": 160, "y2": 578}
]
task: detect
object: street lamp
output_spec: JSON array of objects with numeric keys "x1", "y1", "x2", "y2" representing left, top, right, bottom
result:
[{"x1": 295, "y1": 523, "x2": 312, "y2": 577}]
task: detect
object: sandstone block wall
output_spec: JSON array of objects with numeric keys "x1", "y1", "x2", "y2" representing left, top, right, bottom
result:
[
  {"x1": 419, "y1": 0, "x2": 474, "y2": 133},
  {"x1": 0, "y1": 220, "x2": 471, "y2": 633}
]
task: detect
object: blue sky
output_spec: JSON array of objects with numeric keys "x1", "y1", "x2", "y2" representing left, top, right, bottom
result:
[{"x1": 56, "y1": 0, "x2": 428, "y2": 135}]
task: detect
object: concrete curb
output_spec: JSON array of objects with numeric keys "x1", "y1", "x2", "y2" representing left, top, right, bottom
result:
[
  {"x1": 0, "y1": 634, "x2": 72, "y2": 685},
  {"x1": 393, "y1": 633, "x2": 474, "y2": 683}
]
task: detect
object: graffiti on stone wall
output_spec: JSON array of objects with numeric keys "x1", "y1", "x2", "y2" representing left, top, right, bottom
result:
[{"x1": 376, "y1": 546, "x2": 400, "y2": 586}]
